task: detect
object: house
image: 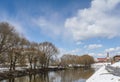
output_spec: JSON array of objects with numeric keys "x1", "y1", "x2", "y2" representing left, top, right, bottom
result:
[
  {"x1": 97, "y1": 58, "x2": 107, "y2": 62},
  {"x1": 113, "y1": 55, "x2": 120, "y2": 62}
]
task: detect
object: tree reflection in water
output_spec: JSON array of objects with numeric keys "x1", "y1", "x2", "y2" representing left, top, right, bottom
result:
[{"x1": 0, "y1": 68, "x2": 94, "y2": 82}]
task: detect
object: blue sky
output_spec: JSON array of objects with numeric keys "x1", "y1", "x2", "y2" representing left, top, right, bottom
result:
[{"x1": 0, "y1": 0, "x2": 120, "y2": 58}]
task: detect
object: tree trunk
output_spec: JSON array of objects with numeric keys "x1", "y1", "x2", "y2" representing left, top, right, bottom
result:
[
  {"x1": 34, "y1": 62, "x2": 36, "y2": 69},
  {"x1": 9, "y1": 56, "x2": 13, "y2": 71},
  {"x1": 13, "y1": 55, "x2": 17, "y2": 71},
  {"x1": 13, "y1": 62, "x2": 16, "y2": 70},
  {"x1": 30, "y1": 62, "x2": 32, "y2": 69},
  {"x1": 9, "y1": 63, "x2": 12, "y2": 71}
]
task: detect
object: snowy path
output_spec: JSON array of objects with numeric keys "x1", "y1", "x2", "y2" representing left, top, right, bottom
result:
[{"x1": 87, "y1": 62, "x2": 120, "y2": 82}]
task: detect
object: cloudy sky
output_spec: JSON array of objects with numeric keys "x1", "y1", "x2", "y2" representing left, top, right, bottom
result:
[{"x1": 0, "y1": 0, "x2": 120, "y2": 58}]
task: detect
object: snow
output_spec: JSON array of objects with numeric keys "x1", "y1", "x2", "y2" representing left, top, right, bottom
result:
[
  {"x1": 0, "y1": 68, "x2": 9, "y2": 72},
  {"x1": 0, "y1": 67, "x2": 27, "y2": 72},
  {"x1": 91, "y1": 63, "x2": 110, "y2": 71},
  {"x1": 87, "y1": 62, "x2": 120, "y2": 82}
]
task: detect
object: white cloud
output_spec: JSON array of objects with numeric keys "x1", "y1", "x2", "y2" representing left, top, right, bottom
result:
[
  {"x1": 70, "y1": 48, "x2": 81, "y2": 53},
  {"x1": 105, "y1": 47, "x2": 120, "y2": 53},
  {"x1": 65, "y1": 0, "x2": 120, "y2": 41},
  {"x1": 33, "y1": 17, "x2": 62, "y2": 38},
  {"x1": 89, "y1": 46, "x2": 120, "y2": 57},
  {"x1": 88, "y1": 53, "x2": 103, "y2": 56},
  {"x1": 88, "y1": 53, "x2": 96, "y2": 56},
  {"x1": 85, "y1": 44, "x2": 103, "y2": 50},
  {"x1": 58, "y1": 48, "x2": 81, "y2": 57},
  {"x1": 59, "y1": 46, "x2": 120, "y2": 58}
]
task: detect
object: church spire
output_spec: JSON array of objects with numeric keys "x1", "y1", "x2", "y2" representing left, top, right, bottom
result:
[{"x1": 106, "y1": 52, "x2": 109, "y2": 62}]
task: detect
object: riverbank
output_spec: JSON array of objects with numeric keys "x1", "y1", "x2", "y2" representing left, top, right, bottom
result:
[
  {"x1": 91, "y1": 62, "x2": 110, "y2": 71},
  {"x1": 0, "y1": 65, "x2": 93, "y2": 81},
  {"x1": 87, "y1": 62, "x2": 120, "y2": 82},
  {"x1": 0, "y1": 68, "x2": 94, "y2": 82},
  {"x1": 0, "y1": 67, "x2": 66, "y2": 81}
]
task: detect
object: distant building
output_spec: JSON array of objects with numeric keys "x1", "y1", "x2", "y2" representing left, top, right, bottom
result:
[
  {"x1": 97, "y1": 58, "x2": 107, "y2": 62},
  {"x1": 113, "y1": 55, "x2": 120, "y2": 62},
  {"x1": 96, "y1": 52, "x2": 110, "y2": 63}
]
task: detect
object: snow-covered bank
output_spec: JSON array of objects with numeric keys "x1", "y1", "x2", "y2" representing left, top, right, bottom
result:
[
  {"x1": 91, "y1": 63, "x2": 110, "y2": 71},
  {"x1": 0, "y1": 67, "x2": 28, "y2": 73},
  {"x1": 87, "y1": 62, "x2": 120, "y2": 82}
]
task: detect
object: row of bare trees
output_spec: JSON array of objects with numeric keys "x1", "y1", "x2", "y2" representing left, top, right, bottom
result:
[
  {"x1": 61, "y1": 54, "x2": 94, "y2": 67},
  {"x1": 0, "y1": 22, "x2": 94, "y2": 71},
  {"x1": 0, "y1": 22, "x2": 59, "y2": 71}
]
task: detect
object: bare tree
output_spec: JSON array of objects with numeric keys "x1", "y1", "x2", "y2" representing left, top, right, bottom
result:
[
  {"x1": 61, "y1": 54, "x2": 94, "y2": 68},
  {"x1": 25, "y1": 42, "x2": 38, "y2": 69},
  {"x1": 8, "y1": 36, "x2": 26, "y2": 71},
  {"x1": 0, "y1": 22, "x2": 60, "y2": 71},
  {"x1": 37, "y1": 50, "x2": 45, "y2": 68},
  {"x1": 38, "y1": 42, "x2": 58, "y2": 68},
  {"x1": 0, "y1": 22, "x2": 16, "y2": 64},
  {"x1": 61, "y1": 54, "x2": 80, "y2": 66},
  {"x1": 81, "y1": 54, "x2": 94, "y2": 68},
  {"x1": 0, "y1": 22, "x2": 26, "y2": 70}
]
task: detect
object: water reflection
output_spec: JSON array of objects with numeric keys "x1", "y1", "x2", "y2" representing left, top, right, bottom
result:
[{"x1": 0, "y1": 68, "x2": 94, "y2": 82}]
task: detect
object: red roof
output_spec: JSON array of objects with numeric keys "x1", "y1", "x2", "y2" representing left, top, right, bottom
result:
[{"x1": 97, "y1": 58, "x2": 107, "y2": 62}]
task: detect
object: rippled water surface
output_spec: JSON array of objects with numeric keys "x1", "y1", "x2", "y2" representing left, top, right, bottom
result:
[{"x1": 0, "y1": 68, "x2": 94, "y2": 82}]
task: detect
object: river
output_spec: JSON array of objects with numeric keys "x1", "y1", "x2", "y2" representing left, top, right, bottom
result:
[{"x1": 0, "y1": 68, "x2": 94, "y2": 82}]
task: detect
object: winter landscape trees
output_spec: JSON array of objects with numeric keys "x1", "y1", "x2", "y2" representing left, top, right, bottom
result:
[
  {"x1": 0, "y1": 22, "x2": 94, "y2": 71},
  {"x1": 0, "y1": 22, "x2": 59, "y2": 71},
  {"x1": 61, "y1": 54, "x2": 94, "y2": 68}
]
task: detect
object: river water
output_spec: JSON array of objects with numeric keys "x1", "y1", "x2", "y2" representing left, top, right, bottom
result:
[{"x1": 0, "y1": 68, "x2": 94, "y2": 82}]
